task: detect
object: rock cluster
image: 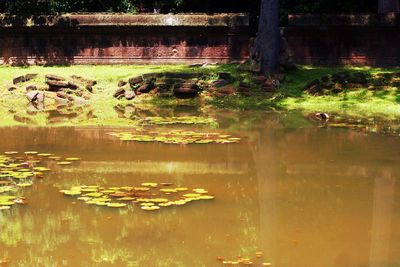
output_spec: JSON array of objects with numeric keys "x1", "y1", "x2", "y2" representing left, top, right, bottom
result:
[
  {"x1": 305, "y1": 71, "x2": 400, "y2": 95},
  {"x1": 114, "y1": 72, "x2": 206, "y2": 100},
  {"x1": 8, "y1": 73, "x2": 96, "y2": 106},
  {"x1": 113, "y1": 71, "x2": 283, "y2": 100}
]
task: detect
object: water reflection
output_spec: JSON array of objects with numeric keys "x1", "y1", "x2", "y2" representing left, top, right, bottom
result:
[{"x1": 0, "y1": 111, "x2": 399, "y2": 266}]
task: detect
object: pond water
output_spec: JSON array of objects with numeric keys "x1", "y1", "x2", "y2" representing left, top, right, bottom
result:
[{"x1": 0, "y1": 110, "x2": 400, "y2": 267}]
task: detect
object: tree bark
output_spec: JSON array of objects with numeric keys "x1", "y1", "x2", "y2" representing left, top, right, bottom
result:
[
  {"x1": 378, "y1": 0, "x2": 400, "y2": 14},
  {"x1": 252, "y1": 0, "x2": 280, "y2": 74}
]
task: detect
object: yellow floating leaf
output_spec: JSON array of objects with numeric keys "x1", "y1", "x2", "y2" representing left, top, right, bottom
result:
[
  {"x1": 141, "y1": 205, "x2": 160, "y2": 211},
  {"x1": 141, "y1": 182, "x2": 158, "y2": 187},
  {"x1": 57, "y1": 161, "x2": 72, "y2": 165},
  {"x1": 65, "y1": 157, "x2": 81, "y2": 161}
]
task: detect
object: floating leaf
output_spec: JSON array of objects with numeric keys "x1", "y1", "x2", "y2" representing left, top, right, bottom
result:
[
  {"x1": 109, "y1": 130, "x2": 240, "y2": 145},
  {"x1": 198, "y1": 195, "x2": 215, "y2": 200},
  {"x1": 60, "y1": 184, "x2": 214, "y2": 212},
  {"x1": 24, "y1": 151, "x2": 38, "y2": 155},
  {"x1": 193, "y1": 188, "x2": 208, "y2": 194},
  {"x1": 4, "y1": 151, "x2": 18, "y2": 155},
  {"x1": 57, "y1": 161, "x2": 72, "y2": 165},
  {"x1": 141, "y1": 205, "x2": 160, "y2": 211},
  {"x1": 141, "y1": 182, "x2": 158, "y2": 187},
  {"x1": 38, "y1": 153, "x2": 52, "y2": 157},
  {"x1": 65, "y1": 157, "x2": 81, "y2": 161}
]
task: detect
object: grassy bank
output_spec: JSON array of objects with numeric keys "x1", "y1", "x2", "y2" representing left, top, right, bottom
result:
[
  {"x1": 0, "y1": 64, "x2": 399, "y2": 127},
  {"x1": 208, "y1": 65, "x2": 400, "y2": 119}
]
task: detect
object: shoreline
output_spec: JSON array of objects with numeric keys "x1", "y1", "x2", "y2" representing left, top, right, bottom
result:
[{"x1": 0, "y1": 64, "x2": 399, "y2": 127}]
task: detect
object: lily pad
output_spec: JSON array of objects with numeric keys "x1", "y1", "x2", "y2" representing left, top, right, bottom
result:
[
  {"x1": 141, "y1": 205, "x2": 160, "y2": 211},
  {"x1": 65, "y1": 158, "x2": 81, "y2": 161},
  {"x1": 57, "y1": 161, "x2": 72, "y2": 165}
]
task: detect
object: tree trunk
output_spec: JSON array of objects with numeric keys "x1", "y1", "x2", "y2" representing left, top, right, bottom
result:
[
  {"x1": 378, "y1": 0, "x2": 400, "y2": 14},
  {"x1": 252, "y1": 0, "x2": 280, "y2": 74}
]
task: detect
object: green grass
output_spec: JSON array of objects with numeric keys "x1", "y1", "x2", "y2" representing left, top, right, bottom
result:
[
  {"x1": 278, "y1": 66, "x2": 400, "y2": 119},
  {"x1": 0, "y1": 64, "x2": 399, "y2": 127}
]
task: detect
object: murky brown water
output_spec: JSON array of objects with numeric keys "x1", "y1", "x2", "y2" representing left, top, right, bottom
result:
[{"x1": 1, "y1": 110, "x2": 400, "y2": 267}]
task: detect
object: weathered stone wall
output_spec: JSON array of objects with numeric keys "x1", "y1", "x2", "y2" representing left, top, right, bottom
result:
[
  {"x1": 0, "y1": 13, "x2": 250, "y2": 65},
  {"x1": 284, "y1": 14, "x2": 400, "y2": 66}
]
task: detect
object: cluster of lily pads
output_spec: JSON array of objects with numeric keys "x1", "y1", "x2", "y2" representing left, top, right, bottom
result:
[
  {"x1": 0, "y1": 151, "x2": 80, "y2": 211},
  {"x1": 108, "y1": 130, "x2": 240, "y2": 145},
  {"x1": 139, "y1": 116, "x2": 216, "y2": 126},
  {"x1": 60, "y1": 183, "x2": 214, "y2": 211}
]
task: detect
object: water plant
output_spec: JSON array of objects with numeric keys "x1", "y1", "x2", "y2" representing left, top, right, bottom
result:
[
  {"x1": 108, "y1": 130, "x2": 240, "y2": 145},
  {"x1": 0, "y1": 152, "x2": 81, "y2": 212},
  {"x1": 60, "y1": 184, "x2": 214, "y2": 211},
  {"x1": 139, "y1": 116, "x2": 217, "y2": 126}
]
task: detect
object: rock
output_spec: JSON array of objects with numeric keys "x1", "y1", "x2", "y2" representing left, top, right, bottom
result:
[
  {"x1": 136, "y1": 81, "x2": 155, "y2": 94},
  {"x1": 332, "y1": 71, "x2": 350, "y2": 84},
  {"x1": 124, "y1": 90, "x2": 136, "y2": 100},
  {"x1": 238, "y1": 82, "x2": 251, "y2": 95},
  {"x1": 307, "y1": 84, "x2": 322, "y2": 95},
  {"x1": 7, "y1": 85, "x2": 17, "y2": 92},
  {"x1": 85, "y1": 84, "x2": 93, "y2": 93},
  {"x1": 67, "y1": 81, "x2": 79, "y2": 90},
  {"x1": 253, "y1": 76, "x2": 267, "y2": 84},
  {"x1": 26, "y1": 91, "x2": 39, "y2": 102},
  {"x1": 113, "y1": 87, "x2": 126, "y2": 98},
  {"x1": 305, "y1": 79, "x2": 320, "y2": 88},
  {"x1": 217, "y1": 86, "x2": 235, "y2": 96},
  {"x1": 348, "y1": 72, "x2": 370, "y2": 84},
  {"x1": 46, "y1": 80, "x2": 79, "y2": 91},
  {"x1": 372, "y1": 78, "x2": 390, "y2": 87},
  {"x1": 173, "y1": 82, "x2": 199, "y2": 98},
  {"x1": 315, "y1": 112, "x2": 330, "y2": 121},
  {"x1": 45, "y1": 74, "x2": 66, "y2": 81},
  {"x1": 13, "y1": 74, "x2": 38, "y2": 85},
  {"x1": 44, "y1": 92, "x2": 70, "y2": 105},
  {"x1": 118, "y1": 80, "x2": 128, "y2": 87},
  {"x1": 14, "y1": 115, "x2": 34, "y2": 124},
  {"x1": 26, "y1": 91, "x2": 44, "y2": 103},
  {"x1": 212, "y1": 79, "x2": 230, "y2": 88},
  {"x1": 70, "y1": 75, "x2": 97, "y2": 86},
  {"x1": 321, "y1": 82, "x2": 335, "y2": 89},
  {"x1": 46, "y1": 80, "x2": 70, "y2": 90},
  {"x1": 321, "y1": 75, "x2": 331, "y2": 83},
  {"x1": 128, "y1": 76, "x2": 144, "y2": 85},
  {"x1": 71, "y1": 96, "x2": 87, "y2": 106},
  {"x1": 114, "y1": 105, "x2": 125, "y2": 118},
  {"x1": 26, "y1": 85, "x2": 37, "y2": 91},
  {"x1": 217, "y1": 72, "x2": 232, "y2": 80},
  {"x1": 263, "y1": 80, "x2": 278, "y2": 92},
  {"x1": 56, "y1": 92, "x2": 69, "y2": 99}
]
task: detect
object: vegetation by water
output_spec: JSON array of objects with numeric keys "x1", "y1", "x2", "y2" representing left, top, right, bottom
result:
[{"x1": 0, "y1": 64, "x2": 400, "y2": 127}]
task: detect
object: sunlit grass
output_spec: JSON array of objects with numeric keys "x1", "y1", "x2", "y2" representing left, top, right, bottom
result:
[{"x1": 0, "y1": 64, "x2": 399, "y2": 126}]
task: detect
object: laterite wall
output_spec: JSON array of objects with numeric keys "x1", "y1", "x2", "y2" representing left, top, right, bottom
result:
[
  {"x1": 0, "y1": 14, "x2": 250, "y2": 65},
  {"x1": 284, "y1": 14, "x2": 400, "y2": 66}
]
